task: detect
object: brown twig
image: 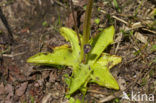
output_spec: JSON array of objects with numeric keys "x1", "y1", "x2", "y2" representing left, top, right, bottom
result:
[
  {"x1": 112, "y1": 15, "x2": 129, "y2": 25},
  {"x1": 87, "y1": 89, "x2": 110, "y2": 95},
  {"x1": 142, "y1": 28, "x2": 156, "y2": 34},
  {"x1": 54, "y1": 1, "x2": 67, "y2": 8}
]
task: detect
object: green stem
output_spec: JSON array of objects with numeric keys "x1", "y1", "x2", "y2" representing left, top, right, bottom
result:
[{"x1": 81, "y1": 0, "x2": 93, "y2": 62}]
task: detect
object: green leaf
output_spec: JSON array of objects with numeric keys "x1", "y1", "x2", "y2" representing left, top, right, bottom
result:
[
  {"x1": 42, "y1": 21, "x2": 48, "y2": 27},
  {"x1": 27, "y1": 47, "x2": 75, "y2": 67},
  {"x1": 69, "y1": 97, "x2": 81, "y2": 103},
  {"x1": 60, "y1": 27, "x2": 80, "y2": 60},
  {"x1": 64, "y1": 74, "x2": 72, "y2": 87},
  {"x1": 113, "y1": 0, "x2": 118, "y2": 9},
  {"x1": 151, "y1": 44, "x2": 156, "y2": 52},
  {"x1": 94, "y1": 18, "x2": 100, "y2": 24},
  {"x1": 90, "y1": 53, "x2": 122, "y2": 90},
  {"x1": 95, "y1": 53, "x2": 122, "y2": 70},
  {"x1": 88, "y1": 26, "x2": 115, "y2": 64},
  {"x1": 153, "y1": 58, "x2": 156, "y2": 63},
  {"x1": 79, "y1": 76, "x2": 91, "y2": 95},
  {"x1": 68, "y1": 64, "x2": 91, "y2": 94},
  {"x1": 91, "y1": 64, "x2": 119, "y2": 90}
]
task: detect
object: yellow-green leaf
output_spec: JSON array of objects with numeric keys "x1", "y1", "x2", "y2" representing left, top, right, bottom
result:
[
  {"x1": 91, "y1": 64, "x2": 119, "y2": 90},
  {"x1": 90, "y1": 53, "x2": 122, "y2": 90},
  {"x1": 27, "y1": 48, "x2": 75, "y2": 67},
  {"x1": 60, "y1": 27, "x2": 80, "y2": 60},
  {"x1": 96, "y1": 53, "x2": 122, "y2": 70},
  {"x1": 88, "y1": 26, "x2": 115, "y2": 64},
  {"x1": 68, "y1": 64, "x2": 91, "y2": 94},
  {"x1": 69, "y1": 97, "x2": 81, "y2": 103}
]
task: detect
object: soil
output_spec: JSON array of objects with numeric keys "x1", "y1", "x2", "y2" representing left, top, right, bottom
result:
[{"x1": 0, "y1": 0, "x2": 155, "y2": 103}]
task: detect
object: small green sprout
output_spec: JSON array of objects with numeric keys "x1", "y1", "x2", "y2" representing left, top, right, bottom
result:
[
  {"x1": 94, "y1": 18, "x2": 100, "y2": 24},
  {"x1": 113, "y1": 0, "x2": 121, "y2": 12},
  {"x1": 141, "y1": 78, "x2": 147, "y2": 86},
  {"x1": 114, "y1": 98, "x2": 120, "y2": 103},
  {"x1": 27, "y1": 0, "x2": 122, "y2": 99},
  {"x1": 42, "y1": 21, "x2": 48, "y2": 27},
  {"x1": 98, "y1": 7, "x2": 101, "y2": 12},
  {"x1": 151, "y1": 44, "x2": 156, "y2": 52},
  {"x1": 153, "y1": 58, "x2": 156, "y2": 63},
  {"x1": 113, "y1": 0, "x2": 118, "y2": 9}
]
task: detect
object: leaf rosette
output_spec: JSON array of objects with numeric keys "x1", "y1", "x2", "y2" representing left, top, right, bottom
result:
[{"x1": 27, "y1": 26, "x2": 122, "y2": 95}]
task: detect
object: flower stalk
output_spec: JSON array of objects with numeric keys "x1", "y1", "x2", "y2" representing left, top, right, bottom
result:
[{"x1": 81, "y1": 0, "x2": 93, "y2": 62}]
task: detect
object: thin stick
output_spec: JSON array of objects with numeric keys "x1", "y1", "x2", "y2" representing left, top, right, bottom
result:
[
  {"x1": 112, "y1": 15, "x2": 128, "y2": 25},
  {"x1": 54, "y1": 1, "x2": 67, "y2": 8}
]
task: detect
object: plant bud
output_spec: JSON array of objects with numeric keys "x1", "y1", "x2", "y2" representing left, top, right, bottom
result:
[{"x1": 84, "y1": 44, "x2": 91, "y2": 54}]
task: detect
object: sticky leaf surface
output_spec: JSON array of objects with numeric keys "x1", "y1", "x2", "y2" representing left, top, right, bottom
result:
[
  {"x1": 27, "y1": 48, "x2": 75, "y2": 67},
  {"x1": 90, "y1": 53, "x2": 122, "y2": 90},
  {"x1": 60, "y1": 27, "x2": 80, "y2": 60},
  {"x1": 88, "y1": 26, "x2": 115, "y2": 64},
  {"x1": 68, "y1": 64, "x2": 91, "y2": 94},
  {"x1": 91, "y1": 64, "x2": 119, "y2": 90}
]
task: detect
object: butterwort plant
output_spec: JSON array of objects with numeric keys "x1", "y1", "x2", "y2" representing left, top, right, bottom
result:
[{"x1": 27, "y1": 0, "x2": 122, "y2": 96}]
